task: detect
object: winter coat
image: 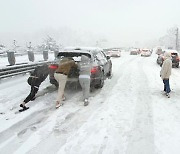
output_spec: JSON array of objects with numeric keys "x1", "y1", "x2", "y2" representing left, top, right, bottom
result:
[
  {"x1": 160, "y1": 52, "x2": 172, "y2": 79},
  {"x1": 55, "y1": 58, "x2": 77, "y2": 75},
  {"x1": 78, "y1": 55, "x2": 91, "y2": 78},
  {"x1": 28, "y1": 64, "x2": 49, "y2": 87}
]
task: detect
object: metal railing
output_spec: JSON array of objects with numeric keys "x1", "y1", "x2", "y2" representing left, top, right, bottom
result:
[{"x1": 0, "y1": 61, "x2": 54, "y2": 79}]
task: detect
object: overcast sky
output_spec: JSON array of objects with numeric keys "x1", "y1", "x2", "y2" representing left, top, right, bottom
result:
[{"x1": 0, "y1": 0, "x2": 180, "y2": 48}]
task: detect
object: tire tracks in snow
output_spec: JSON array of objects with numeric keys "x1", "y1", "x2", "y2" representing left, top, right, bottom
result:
[
  {"x1": 0, "y1": 54, "x2": 139, "y2": 154},
  {"x1": 126, "y1": 57, "x2": 156, "y2": 154},
  {"x1": 46, "y1": 55, "x2": 143, "y2": 154},
  {"x1": 25, "y1": 54, "x2": 138, "y2": 154},
  {"x1": 0, "y1": 90, "x2": 82, "y2": 154}
]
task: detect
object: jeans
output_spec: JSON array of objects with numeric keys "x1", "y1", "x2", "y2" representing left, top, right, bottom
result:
[
  {"x1": 163, "y1": 79, "x2": 171, "y2": 93},
  {"x1": 79, "y1": 77, "x2": 90, "y2": 100}
]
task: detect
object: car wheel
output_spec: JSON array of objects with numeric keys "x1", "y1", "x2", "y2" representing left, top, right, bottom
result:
[
  {"x1": 95, "y1": 71, "x2": 104, "y2": 89},
  {"x1": 54, "y1": 82, "x2": 59, "y2": 88},
  {"x1": 107, "y1": 67, "x2": 112, "y2": 79}
]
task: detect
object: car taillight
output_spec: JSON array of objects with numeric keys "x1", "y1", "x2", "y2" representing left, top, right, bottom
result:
[
  {"x1": 49, "y1": 65, "x2": 58, "y2": 70},
  {"x1": 91, "y1": 66, "x2": 99, "y2": 73}
]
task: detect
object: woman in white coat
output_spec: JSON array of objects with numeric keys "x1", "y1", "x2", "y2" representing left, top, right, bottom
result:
[{"x1": 160, "y1": 52, "x2": 172, "y2": 98}]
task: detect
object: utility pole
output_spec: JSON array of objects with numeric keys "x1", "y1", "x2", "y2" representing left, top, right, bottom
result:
[{"x1": 175, "y1": 27, "x2": 179, "y2": 51}]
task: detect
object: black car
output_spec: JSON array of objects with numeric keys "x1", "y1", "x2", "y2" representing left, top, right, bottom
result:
[
  {"x1": 171, "y1": 52, "x2": 179, "y2": 68},
  {"x1": 157, "y1": 50, "x2": 179, "y2": 68},
  {"x1": 48, "y1": 47, "x2": 112, "y2": 89}
]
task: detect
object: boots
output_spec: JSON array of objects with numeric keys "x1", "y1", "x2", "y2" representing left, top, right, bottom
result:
[
  {"x1": 166, "y1": 93, "x2": 170, "y2": 98},
  {"x1": 55, "y1": 101, "x2": 63, "y2": 109},
  {"x1": 84, "y1": 99, "x2": 89, "y2": 106}
]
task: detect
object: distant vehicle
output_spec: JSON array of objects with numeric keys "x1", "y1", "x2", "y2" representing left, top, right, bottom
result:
[
  {"x1": 130, "y1": 49, "x2": 138, "y2": 55},
  {"x1": 156, "y1": 48, "x2": 163, "y2": 55},
  {"x1": 141, "y1": 49, "x2": 151, "y2": 57},
  {"x1": 157, "y1": 49, "x2": 179, "y2": 68},
  {"x1": 157, "y1": 52, "x2": 164, "y2": 65},
  {"x1": 107, "y1": 49, "x2": 121, "y2": 57},
  {"x1": 48, "y1": 47, "x2": 112, "y2": 89}
]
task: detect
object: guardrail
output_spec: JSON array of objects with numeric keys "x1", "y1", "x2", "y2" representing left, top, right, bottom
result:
[{"x1": 0, "y1": 61, "x2": 54, "y2": 80}]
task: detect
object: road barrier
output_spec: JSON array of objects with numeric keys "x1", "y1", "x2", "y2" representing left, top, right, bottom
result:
[
  {"x1": 27, "y1": 50, "x2": 35, "y2": 62},
  {"x1": 43, "y1": 50, "x2": 49, "y2": 61},
  {"x1": 7, "y1": 51, "x2": 16, "y2": 66},
  {"x1": 0, "y1": 61, "x2": 54, "y2": 80}
]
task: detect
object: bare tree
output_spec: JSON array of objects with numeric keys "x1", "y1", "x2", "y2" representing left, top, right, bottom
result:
[{"x1": 159, "y1": 27, "x2": 179, "y2": 51}]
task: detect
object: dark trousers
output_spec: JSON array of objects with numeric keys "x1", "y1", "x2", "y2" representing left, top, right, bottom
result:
[
  {"x1": 24, "y1": 86, "x2": 39, "y2": 103},
  {"x1": 163, "y1": 79, "x2": 171, "y2": 93}
]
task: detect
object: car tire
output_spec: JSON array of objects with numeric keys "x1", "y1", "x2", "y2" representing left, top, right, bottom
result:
[
  {"x1": 54, "y1": 82, "x2": 59, "y2": 88},
  {"x1": 95, "y1": 71, "x2": 104, "y2": 89},
  {"x1": 107, "y1": 67, "x2": 112, "y2": 79}
]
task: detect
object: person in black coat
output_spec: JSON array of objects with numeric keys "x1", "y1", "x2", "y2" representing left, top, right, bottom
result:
[{"x1": 20, "y1": 64, "x2": 49, "y2": 110}]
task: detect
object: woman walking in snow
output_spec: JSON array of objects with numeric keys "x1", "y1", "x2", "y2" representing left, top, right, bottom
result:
[{"x1": 160, "y1": 52, "x2": 172, "y2": 98}]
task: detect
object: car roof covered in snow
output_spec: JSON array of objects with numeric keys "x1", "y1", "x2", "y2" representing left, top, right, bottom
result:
[
  {"x1": 142, "y1": 48, "x2": 150, "y2": 51},
  {"x1": 64, "y1": 47, "x2": 103, "y2": 51},
  {"x1": 57, "y1": 47, "x2": 103, "y2": 58},
  {"x1": 163, "y1": 49, "x2": 178, "y2": 54},
  {"x1": 130, "y1": 49, "x2": 138, "y2": 51}
]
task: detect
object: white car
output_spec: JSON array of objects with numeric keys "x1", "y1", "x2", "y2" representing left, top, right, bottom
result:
[
  {"x1": 130, "y1": 49, "x2": 139, "y2": 55},
  {"x1": 141, "y1": 49, "x2": 151, "y2": 57},
  {"x1": 107, "y1": 49, "x2": 121, "y2": 57}
]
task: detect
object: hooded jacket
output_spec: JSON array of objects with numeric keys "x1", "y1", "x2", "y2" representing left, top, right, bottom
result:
[
  {"x1": 160, "y1": 52, "x2": 172, "y2": 79},
  {"x1": 28, "y1": 64, "x2": 49, "y2": 87},
  {"x1": 78, "y1": 55, "x2": 91, "y2": 78}
]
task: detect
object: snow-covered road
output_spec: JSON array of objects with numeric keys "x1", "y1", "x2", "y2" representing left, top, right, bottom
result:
[{"x1": 1, "y1": 52, "x2": 180, "y2": 154}]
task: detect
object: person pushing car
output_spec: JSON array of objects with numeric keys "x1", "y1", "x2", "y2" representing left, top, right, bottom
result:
[
  {"x1": 54, "y1": 57, "x2": 77, "y2": 108},
  {"x1": 20, "y1": 64, "x2": 49, "y2": 111}
]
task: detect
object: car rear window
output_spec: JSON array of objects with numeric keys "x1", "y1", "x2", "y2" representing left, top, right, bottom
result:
[
  {"x1": 171, "y1": 53, "x2": 178, "y2": 56},
  {"x1": 57, "y1": 52, "x2": 91, "y2": 59}
]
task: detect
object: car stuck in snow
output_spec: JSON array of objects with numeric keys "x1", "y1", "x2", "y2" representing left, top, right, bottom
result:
[{"x1": 48, "y1": 47, "x2": 112, "y2": 90}]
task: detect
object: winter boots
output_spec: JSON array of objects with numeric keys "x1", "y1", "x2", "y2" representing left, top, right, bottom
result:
[
  {"x1": 161, "y1": 91, "x2": 170, "y2": 98},
  {"x1": 84, "y1": 99, "x2": 89, "y2": 106},
  {"x1": 19, "y1": 103, "x2": 29, "y2": 112},
  {"x1": 166, "y1": 93, "x2": 170, "y2": 98},
  {"x1": 55, "y1": 101, "x2": 64, "y2": 109}
]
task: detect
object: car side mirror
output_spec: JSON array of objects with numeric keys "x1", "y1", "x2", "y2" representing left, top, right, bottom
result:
[{"x1": 106, "y1": 56, "x2": 110, "y2": 60}]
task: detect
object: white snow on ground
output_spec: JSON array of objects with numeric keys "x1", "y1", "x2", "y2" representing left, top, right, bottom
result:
[{"x1": 0, "y1": 51, "x2": 180, "y2": 154}]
